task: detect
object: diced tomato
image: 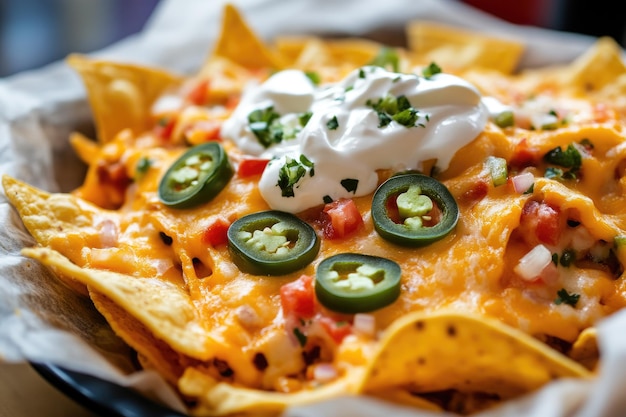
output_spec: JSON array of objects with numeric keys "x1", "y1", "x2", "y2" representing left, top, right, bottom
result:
[
  {"x1": 185, "y1": 120, "x2": 222, "y2": 142},
  {"x1": 320, "y1": 199, "x2": 363, "y2": 239},
  {"x1": 280, "y1": 274, "x2": 316, "y2": 319},
  {"x1": 201, "y1": 218, "x2": 230, "y2": 247},
  {"x1": 185, "y1": 79, "x2": 210, "y2": 106},
  {"x1": 519, "y1": 199, "x2": 563, "y2": 246},
  {"x1": 154, "y1": 116, "x2": 177, "y2": 140},
  {"x1": 317, "y1": 315, "x2": 352, "y2": 344},
  {"x1": 459, "y1": 178, "x2": 489, "y2": 205},
  {"x1": 509, "y1": 138, "x2": 538, "y2": 170},
  {"x1": 237, "y1": 158, "x2": 270, "y2": 177}
]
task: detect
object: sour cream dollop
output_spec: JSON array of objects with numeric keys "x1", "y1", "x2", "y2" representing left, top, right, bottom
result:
[{"x1": 221, "y1": 66, "x2": 489, "y2": 213}]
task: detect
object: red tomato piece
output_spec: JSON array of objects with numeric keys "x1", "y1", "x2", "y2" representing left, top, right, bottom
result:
[
  {"x1": 237, "y1": 158, "x2": 270, "y2": 177},
  {"x1": 280, "y1": 274, "x2": 316, "y2": 319},
  {"x1": 320, "y1": 199, "x2": 363, "y2": 239},
  {"x1": 519, "y1": 200, "x2": 563, "y2": 246},
  {"x1": 509, "y1": 138, "x2": 538, "y2": 169},
  {"x1": 201, "y1": 218, "x2": 230, "y2": 247},
  {"x1": 317, "y1": 315, "x2": 352, "y2": 344},
  {"x1": 185, "y1": 79, "x2": 210, "y2": 106},
  {"x1": 185, "y1": 120, "x2": 222, "y2": 142},
  {"x1": 154, "y1": 116, "x2": 176, "y2": 140}
]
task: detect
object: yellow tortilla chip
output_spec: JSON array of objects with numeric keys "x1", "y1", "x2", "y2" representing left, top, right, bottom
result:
[
  {"x1": 569, "y1": 327, "x2": 599, "y2": 371},
  {"x1": 406, "y1": 21, "x2": 524, "y2": 74},
  {"x1": 562, "y1": 37, "x2": 626, "y2": 92},
  {"x1": 209, "y1": 3, "x2": 283, "y2": 70},
  {"x1": 359, "y1": 311, "x2": 591, "y2": 399},
  {"x1": 22, "y1": 246, "x2": 211, "y2": 360},
  {"x1": 67, "y1": 54, "x2": 182, "y2": 143}
]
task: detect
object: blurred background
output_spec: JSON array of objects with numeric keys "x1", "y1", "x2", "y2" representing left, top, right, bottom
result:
[{"x1": 1, "y1": 0, "x2": 624, "y2": 78}]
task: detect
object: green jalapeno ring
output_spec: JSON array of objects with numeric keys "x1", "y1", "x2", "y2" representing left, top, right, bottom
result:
[
  {"x1": 227, "y1": 210, "x2": 320, "y2": 276},
  {"x1": 158, "y1": 142, "x2": 233, "y2": 209},
  {"x1": 315, "y1": 253, "x2": 401, "y2": 314},
  {"x1": 371, "y1": 173, "x2": 459, "y2": 247}
]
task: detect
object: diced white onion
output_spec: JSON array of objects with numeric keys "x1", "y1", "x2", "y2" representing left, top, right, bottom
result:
[
  {"x1": 512, "y1": 172, "x2": 534, "y2": 194},
  {"x1": 98, "y1": 218, "x2": 118, "y2": 248},
  {"x1": 235, "y1": 305, "x2": 263, "y2": 329},
  {"x1": 313, "y1": 363, "x2": 338, "y2": 383},
  {"x1": 149, "y1": 258, "x2": 174, "y2": 276},
  {"x1": 353, "y1": 313, "x2": 376, "y2": 337},
  {"x1": 514, "y1": 244, "x2": 553, "y2": 281}
]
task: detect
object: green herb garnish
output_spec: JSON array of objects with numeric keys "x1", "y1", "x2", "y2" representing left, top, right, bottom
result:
[
  {"x1": 327, "y1": 115, "x2": 339, "y2": 130},
  {"x1": 421, "y1": 62, "x2": 442, "y2": 79},
  {"x1": 248, "y1": 106, "x2": 283, "y2": 148},
  {"x1": 554, "y1": 288, "x2": 580, "y2": 307},
  {"x1": 293, "y1": 327, "x2": 307, "y2": 347},
  {"x1": 368, "y1": 47, "x2": 400, "y2": 72},
  {"x1": 277, "y1": 157, "x2": 309, "y2": 197},
  {"x1": 340, "y1": 178, "x2": 359, "y2": 194}
]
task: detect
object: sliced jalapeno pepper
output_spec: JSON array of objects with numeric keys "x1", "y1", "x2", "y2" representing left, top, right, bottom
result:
[
  {"x1": 371, "y1": 173, "x2": 459, "y2": 247},
  {"x1": 159, "y1": 142, "x2": 233, "y2": 209},
  {"x1": 315, "y1": 253, "x2": 401, "y2": 314},
  {"x1": 227, "y1": 210, "x2": 320, "y2": 276}
]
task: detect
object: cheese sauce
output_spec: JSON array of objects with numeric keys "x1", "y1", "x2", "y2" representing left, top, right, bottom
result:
[{"x1": 222, "y1": 66, "x2": 490, "y2": 213}]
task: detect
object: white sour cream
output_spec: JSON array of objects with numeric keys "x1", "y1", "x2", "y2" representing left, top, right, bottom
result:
[{"x1": 221, "y1": 66, "x2": 489, "y2": 213}]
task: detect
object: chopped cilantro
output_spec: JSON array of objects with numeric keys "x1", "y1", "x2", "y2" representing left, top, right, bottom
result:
[
  {"x1": 248, "y1": 106, "x2": 283, "y2": 148},
  {"x1": 559, "y1": 249, "x2": 576, "y2": 267},
  {"x1": 299, "y1": 154, "x2": 315, "y2": 177},
  {"x1": 327, "y1": 115, "x2": 339, "y2": 130},
  {"x1": 366, "y1": 94, "x2": 423, "y2": 128},
  {"x1": 554, "y1": 288, "x2": 580, "y2": 307},
  {"x1": 293, "y1": 327, "x2": 307, "y2": 347},
  {"x1": 305, "y1": 71, "x2": 321, "y2": 85},
  {"x1": 544, "y1": 144, "x2": 582, "y2": 169},
  {"x1": 135, "y1": 157, "x2": 152, "y2": 178},
  {"x1": 543, "y1": 143, "x2": 582, "y2": 180},
  {"x1": 277, "y1": 157, "x2": 309, "y2": 197},
  {"x1": 368, "y1": 47, "x2": 400, "y2": 72},
  {"x1": 421, "y1": 62, "x2": 442, "y2": 79},
  {"x1": 358, "y1": 68, "x2": 366, "y2": 79},
  {"x1": 340, "y1": 178, "x2": 359, "y2": 193},
  {"x1": 544, "y1": 167, "x2": 564, "y2": 180},
  {"x1": 299, "y1": 111, "x2": 312, "y2": 127}
]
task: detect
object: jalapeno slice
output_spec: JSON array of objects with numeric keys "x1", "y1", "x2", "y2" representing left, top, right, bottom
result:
[
  {"x1": 158, "y1": 142, "x2": 233, "y2": 209},
  {"x1": 371, "y1": 173, "x2": 459, "y2": 247},
  {"x1": 315, "y1": 253, "x2": 401, "y2": 314},
  {"x1": 227, "y1": 210, "x2": 320, "y2": 276}
]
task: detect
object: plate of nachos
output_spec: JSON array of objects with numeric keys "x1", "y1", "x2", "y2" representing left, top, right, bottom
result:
[{"x1": 3, "y1": 1, "x2": 626, "y2": 416}]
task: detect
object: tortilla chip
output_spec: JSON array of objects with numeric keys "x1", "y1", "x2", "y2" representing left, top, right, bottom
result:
[
  {"x1": 22, "y1": 246, "x2": 212, "y2": 360},
  {"x1": 209, "y1": 3, "x2": 283, "y2": 70},
  {"x1": 69, "y1": 132, "x2": 100, "y2": 165},
  {"x1": 359, "y1": 311, "x2": 591, "y2": 399},
  {"x1": 67, "y1": 54, "x2": 182, "y2": 143},
  {"x1": 406, "y1": 21, "x2": 524, "y2": 74},
  {"x1": 180, "y1": 367, "x2": 351, "y2": 417},
  {"x1": 562, "y1": 37, "x2": 626, "y2": 92},
  {"x1": 569, "y1": 327, "x2": 600, "y2": 371}
]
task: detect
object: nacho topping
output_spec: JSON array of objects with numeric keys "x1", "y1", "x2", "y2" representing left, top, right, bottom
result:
[{"x1": 5, "y1": 4, "x2": 626, "y2": 416}]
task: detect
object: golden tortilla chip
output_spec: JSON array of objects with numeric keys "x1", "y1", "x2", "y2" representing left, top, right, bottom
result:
[
  {"x1": 22, "y1": 246, "x2": 211, "y2": 360},
  {"x1": 562, "y1": 37, "x2": 626, "y2": 92},
  {"x1": 67, "y1": 54, "x2": 182, "y2": 143},
  {"x1": 569, "y1": 327, "x2": 599, "y2": 371},
  {"x1": 406, "y1": 21, "x2": 524, "y2": 74},
  {"x1": 209, "y1": 3, "x2": 283, "y2": 70},
  {"x1": 359, "y1": 311, "x2": 591, "y2": 398}
]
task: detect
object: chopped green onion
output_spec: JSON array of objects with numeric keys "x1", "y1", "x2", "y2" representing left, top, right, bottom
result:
[{"x1": 485, "y1": 156, "x2": 508, "y2": 186}]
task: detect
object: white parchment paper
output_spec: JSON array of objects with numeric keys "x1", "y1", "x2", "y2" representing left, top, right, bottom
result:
[{"x1": 2, "y1": 0, "x2": 625, "y2": 416}]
